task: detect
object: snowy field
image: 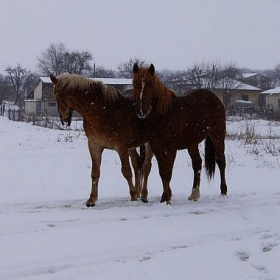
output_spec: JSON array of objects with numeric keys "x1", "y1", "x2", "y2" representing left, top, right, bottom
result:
[{"x1": 1, "y1": 115, "x2": 280, "y2": 280}]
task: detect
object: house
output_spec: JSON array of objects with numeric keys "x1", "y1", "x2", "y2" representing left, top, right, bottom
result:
[
  {"x1": 25, "y1": 77, "x2": 133, "y2": 116},
  {"x1": 260, "y1": 87, "x2": 280, "y2": 115},
  {"x1": 212, "y1": 79, "x2": 262, "y2": 114},
  {"x1": 240, "y1": 73, "x2": 271, "y2": 91},
  {"x1": 25, "y1": 77, "x2": 56, "y2": 116}
]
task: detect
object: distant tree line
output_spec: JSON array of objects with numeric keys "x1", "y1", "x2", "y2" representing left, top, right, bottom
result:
[{"x1": 1, "y1": 41, "x2": 280, "y2": 113}]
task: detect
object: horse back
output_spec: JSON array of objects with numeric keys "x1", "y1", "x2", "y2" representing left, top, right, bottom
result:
[
  {"x1": 180, "y1": 89, "x2": 225, "y2": 117},
  {"x1": 84, "y1": 94, "x2": 146, "y2": 149},
  {"x1": 152, "y1": 89, "x2": 226, "y2": 149}
]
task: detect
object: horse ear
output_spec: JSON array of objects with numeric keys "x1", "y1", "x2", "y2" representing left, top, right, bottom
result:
[
  {"x1": 149, "y1": 64, "x2": 155, "y2": 76},
  {"x1": 133, "y1": 63, "x2": 139, "y2": 74},
  {"x1": 50, "y1": 74, "x2": 58, "y2": 84}
]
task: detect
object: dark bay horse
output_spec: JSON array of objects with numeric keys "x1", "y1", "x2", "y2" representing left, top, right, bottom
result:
[
  {"x1": 50, "y1": 73, "x2": 151, "y2": 206},
  {"x1": 132, "y1": 63, "x2": 228, "y2": 204}
]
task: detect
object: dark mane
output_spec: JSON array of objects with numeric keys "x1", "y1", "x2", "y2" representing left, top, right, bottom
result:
[
  {"x1": 56, "y1": 73, "x2": 121, "y2": 103},
  {"x1": 153, "y1": 75, "x2": 176, "y2": 114}
]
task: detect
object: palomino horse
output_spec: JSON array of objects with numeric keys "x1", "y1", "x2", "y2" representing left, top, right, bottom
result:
[
  {"x1": 132, "y1": 63, "x2": 228, "y2": 204},
  {"x1": 50, "y1": 73, "x2": 151, "y2": 206}
]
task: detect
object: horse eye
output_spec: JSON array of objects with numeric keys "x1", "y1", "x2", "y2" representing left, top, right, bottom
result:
[{"x1": 133, "y1": 81, "x2": 140, "y2": 87}]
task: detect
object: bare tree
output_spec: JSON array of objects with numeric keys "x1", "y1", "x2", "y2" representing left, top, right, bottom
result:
[
  {"x1": 37, "y1": 42, "x2": 66, "y2": 75},
  {"x1": 5, "y1": 65, "x2": 37, "y2": 109},
  {"x1": 212, "y1": 62, "x2": 240, "y2": 110},
  {"x1": 37, "y1": 42, "x2": 93, "y2": 75},
  {"x1": 0, "y1": 74, "x2": 8, "y2": 102},
  {"x1": 185, "y1": 61, "x2": 240, "y2": 110},
  {"x1": 90, "y1": 65, "x2": 116, "y2": 78},
  {"x1": 186, "y1": 64, "x2": 204, "y2": 89},
  {"x1": 272, "y1": 64, "x2": 280, "y2": 87},
  {"x1": 187, "y1": 61, "x2": 224, "y2": 90},
  {"x1": 118, "y1": 57, "x2": 146, "y2": 78},
  {"x1": 0, "y1": 74, "x2": 13, "y2": 114},
  {"x1": 160, "y1": 70, "x2": 190, "y2": 95},
  {"x1": 64, "y1": 51, "x2": 93, "y2": 74}
]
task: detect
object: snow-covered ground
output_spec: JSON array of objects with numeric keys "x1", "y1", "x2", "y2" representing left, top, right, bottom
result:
[{"x1": 0, "y1": 115, "x2": 280, "y2": 280}]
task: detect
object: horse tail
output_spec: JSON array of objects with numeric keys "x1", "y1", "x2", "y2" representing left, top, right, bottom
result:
[{"x1": 205, "y1": 136, "x2": 216, "y2": 180}]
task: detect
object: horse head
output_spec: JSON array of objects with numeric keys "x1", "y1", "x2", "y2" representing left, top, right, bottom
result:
[
  {"x1": 132, "y1": 63, "x2": 156, "y2": 119},
  {"x1": 50, "y1": 74, "x2": 73, "y2": 126}
]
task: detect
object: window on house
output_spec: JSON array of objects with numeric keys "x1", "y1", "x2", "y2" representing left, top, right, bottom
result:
[
  {"x1": 242, "y1": 95, "x2": 249, "y2": 101},
  {"x1": 48, "y1": 102, "x2": 56, "y2": 107}
]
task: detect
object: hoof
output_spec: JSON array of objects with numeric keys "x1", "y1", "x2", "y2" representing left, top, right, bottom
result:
[
  {"x1": 188, "y1": 188, "x2": 200, "y2": 201},
  {"x1": 86, "y1": 201, "x2": 95, "y2": 207},
  {"x1": 160, "y1": 192, "x2": 171, "y2": 203},
  {"x1": 188, "y1": 196, "x2": 199, "y2": 202},
  {"x1": 160, "y1": 197, "x2": 172, "y2": 205},
  {"x1": 140, "y1": 198, "x2": 148, "y2": 203}
]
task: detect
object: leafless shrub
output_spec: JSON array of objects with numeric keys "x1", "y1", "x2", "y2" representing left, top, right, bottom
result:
[{"x1": 227, "y1": 121, "x2": 280, "y2": 156}]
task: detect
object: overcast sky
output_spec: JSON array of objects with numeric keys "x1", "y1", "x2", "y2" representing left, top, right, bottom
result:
[{"x1": 0, "y1": 0, "x2": 280, "y2": 73}]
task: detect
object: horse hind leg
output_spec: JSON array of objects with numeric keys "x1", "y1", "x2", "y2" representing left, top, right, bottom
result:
[
  {"x1": 140, "y1": 143, "x2": 153, "y2": 203},
  {"x1": 215, "y1": 145, "x2": 228, "y2": 196},
  {"x1": 209, "y1": 133, "x2": 228, "y2": 196},
  {"x1": 187, "y1": 145, "x2": 202, "y2": 201},
  {"x1": 119, "y1": 149, "x2": 138, "y2": 201}
]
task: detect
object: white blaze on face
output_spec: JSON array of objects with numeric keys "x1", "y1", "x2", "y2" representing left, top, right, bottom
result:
[{"x1": 140, "y1": 78, "x2": 145, "y2": 102}]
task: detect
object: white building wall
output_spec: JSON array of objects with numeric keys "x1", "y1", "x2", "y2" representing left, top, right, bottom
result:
[{"x1": 33, "y1": 81, "x2": 43, "y2": 100}]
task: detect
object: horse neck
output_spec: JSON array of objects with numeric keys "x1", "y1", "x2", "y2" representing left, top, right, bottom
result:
[
  {"x1": 63, "y1": 86, "x2": 105, "y2": 117},
  {"x1": 154, "y1": 77, "x2": 175, "y2": 115}
]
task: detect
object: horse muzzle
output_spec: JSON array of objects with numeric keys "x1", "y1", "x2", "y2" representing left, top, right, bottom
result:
[
  {"x1": 59, "y1": 109, "x2": 73, "y2": 126},
  {"x1": 136, "y1": 105, "x2": 152, "y2": 119}
]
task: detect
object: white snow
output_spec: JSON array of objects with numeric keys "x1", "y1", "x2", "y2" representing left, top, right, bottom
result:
[
  {"x1": 261, "y1": 87, "x2": 280, "y2": 95},
  {"x1": 1, "y1": 115, "x2": 280, "y2": 280}
]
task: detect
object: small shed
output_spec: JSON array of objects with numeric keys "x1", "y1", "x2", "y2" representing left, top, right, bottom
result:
[
  {"x1": 25, "y1": 77, "x2": 56, "y2": 116},
  {"x1": 260, "y1": 87, "x2": 280, "y2": 113}
]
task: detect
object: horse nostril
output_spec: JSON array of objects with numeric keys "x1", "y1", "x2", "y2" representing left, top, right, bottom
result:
[
  {"x1": 136, "y1": 108, "x2": 147, "y2": 119},
  {"x1": 136, "y1": 108, "x2": 141, "y2": 116}
]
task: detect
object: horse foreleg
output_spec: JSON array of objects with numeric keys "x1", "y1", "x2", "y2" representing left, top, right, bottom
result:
[
  {"x1": 188, "y1": 145, "x2": 202, "y2": 201},
  {"x1": 140, "y1": 143, "x2": 153, "y2": 203},
  {"x1": 128, "y1": 148, "x2": 142, "y2": 198},
  {"x1": 118, "y1": 149, "x2": 138, "y2": 201},
  {"x1": 154, "y1": 147, "x2": 177, "y2": 205},
  {"x1": 86, "y1": 140, "x2": 103, "y2": 207}
]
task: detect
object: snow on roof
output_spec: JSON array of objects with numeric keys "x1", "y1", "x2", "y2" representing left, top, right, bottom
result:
[
  {"x1": 261, "y1": 87, "x2": 280, "y2": 95},
  {"x1": 90, "y1": 78, "x2": 132, "y2": 85},
  {"x1": 40, "y1": 77, "x2": 51, "y2": 83},
  {"x1": 235, "y1": 80, "x2": 261, "y2": 91},
  {"x1": 242, "y1": 73, "x2": 257, "y2": 79},
  {"x1": 39, "y1": 77, "x2": 132, "y2": 85},
  {"x1": 235, "y1": 100, "x2": 253, "y2": 104},
  {"x1": 215, "y1": 78, "x2": 261, "y2": 91}
]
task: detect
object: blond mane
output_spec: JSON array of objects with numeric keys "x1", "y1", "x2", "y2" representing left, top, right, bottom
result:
[{"x1": 56, "y1": 73, "x2": 121, "y2": 102}]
